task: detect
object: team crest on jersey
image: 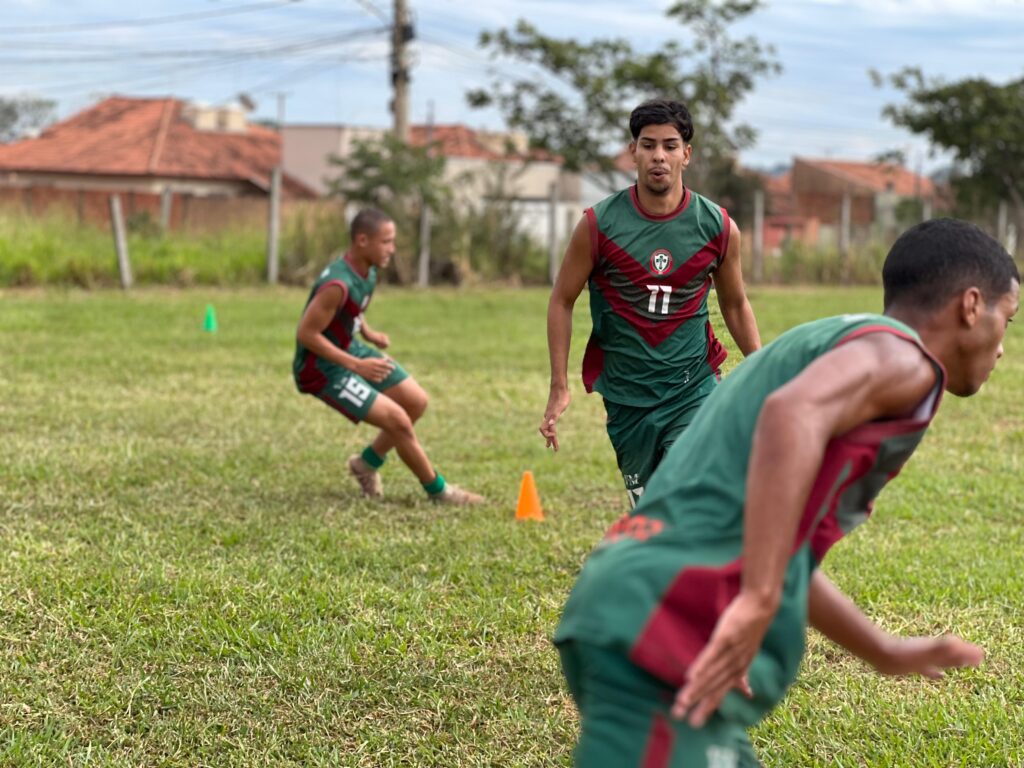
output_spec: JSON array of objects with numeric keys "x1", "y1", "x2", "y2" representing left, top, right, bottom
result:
[{"x1": 649, "y1": 249, "x2": 673, "y2": 275}]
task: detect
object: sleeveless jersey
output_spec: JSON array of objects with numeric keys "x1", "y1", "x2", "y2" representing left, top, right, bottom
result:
[
  {"x1": 555, "y1": 314, "x2": 946, "y2": 725},
  {"x1": 582, "y1": 185, "x2": 731, "y2": 407},
  {"x1": 293, "y1": 254, "x2": 377, "y2": 393}
]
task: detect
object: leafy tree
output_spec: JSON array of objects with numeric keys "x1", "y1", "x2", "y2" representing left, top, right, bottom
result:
[
  {"x1": 325, "y1": 134, "x2": 451, "y2": 284},
  {"x1": 0, "y1": 96, "x2": 56, "y2": 143},
  {"x1": 875, "y1": 67, "x2": 1024, "y2": 223},
  {"x1": 467, "y1": 1, "x2": 779, "y2": 200}
]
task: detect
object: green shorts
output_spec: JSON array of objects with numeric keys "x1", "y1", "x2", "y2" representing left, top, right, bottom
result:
[
  {"x1": 558, "y1": 640, "x2": 761, "y2": 768},
  {"x1": 604, "y1": 374, "x2": 717, "y2": 507},
  {"x1": 309, "y1": 339, "x2": 408, "y2": 423}
]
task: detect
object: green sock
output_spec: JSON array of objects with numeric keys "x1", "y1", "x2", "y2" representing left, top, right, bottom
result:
[
  {"x1": 361, "y1": 446, "x2": 385, "y2": 469},
  {"x1": 422, "y1": 472, "x2": 446, "y2": 496}
]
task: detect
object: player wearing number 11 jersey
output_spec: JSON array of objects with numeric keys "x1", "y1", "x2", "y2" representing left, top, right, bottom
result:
[
  {"x1": 541, "y1": 99, "x2": 762, "y2": 506},
  {"x1": 293, "y1": 208, "x2": 483, "y2": 506}
]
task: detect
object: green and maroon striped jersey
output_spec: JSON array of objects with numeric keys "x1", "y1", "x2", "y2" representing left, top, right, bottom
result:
[
  {"x1": 293, "y1": 254, "x2": 377, "y2": 393},
  {"x1": 555, "y1": 314, "x2": 945, "y2": 726},
  {"x1": 582, "y1": 185, "x2": 731, "y2": 407}
]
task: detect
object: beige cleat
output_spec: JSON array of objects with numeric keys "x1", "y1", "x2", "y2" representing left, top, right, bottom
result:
[
  {"x1": 347, "y1": 455, "x2": 383, "y2": 498},
  {"x1": 430, "y1": 483, "x2": 485, "y2": 506}
]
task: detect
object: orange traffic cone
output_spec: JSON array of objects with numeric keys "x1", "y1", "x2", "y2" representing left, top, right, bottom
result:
[{"x1": 516, "y1": 470, "x2": 544, "y2": 521}]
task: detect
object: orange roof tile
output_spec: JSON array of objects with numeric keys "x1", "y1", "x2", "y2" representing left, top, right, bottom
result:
[
  {"x1": 761, "y1": 171, "x2": 797, "y2": 216},
  {"x1": 408, "y1": 123, "x2": 558, "y2": 162},
  {"x1": 797, "y1": 158, "x2": 935, "y2": 198},
  {"x1": 0, "y1": 96, "x2": 315, "y2": 196}
]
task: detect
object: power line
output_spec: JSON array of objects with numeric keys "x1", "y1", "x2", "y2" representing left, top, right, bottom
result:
[
  {"x1": 36, "y1": 29, "x2": 387, "y2": 98},
  {"x1": 349, "y1": 0, "x2": 390, "y2": 23},
  {"x1": 0, "y1": 0, "x2": 304, "y2": 35},
  {"x1": 230, "y1": 50, "x2": 387, "y2": 98},
  {"x1": 0, "y1": 27, "x2": 389, "y2": 66}
]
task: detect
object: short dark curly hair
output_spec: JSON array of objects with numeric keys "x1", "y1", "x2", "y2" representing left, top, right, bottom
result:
[
  {"x1": 883, "y1": 218, "x2": 1020, "y2": 311},
  {"x1": 350, "y1": 207, "x2": 392, "y2": 241},
  {"x1": 629, "y1": 99, "x2": 694, "y2": 142}
]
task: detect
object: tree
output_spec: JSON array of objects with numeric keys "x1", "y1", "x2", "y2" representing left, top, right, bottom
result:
[
  {"x1": 0, "y1": 96, "x2": 56, "y2": 143},
  {"x1": 875, "y1": 67, "x2": 1024, "y2": 223},
  {"x1": 467, "y1": 1, "x2": 779, "y2": 200},
  {"x1": 325, "y1": 134, "x2": 451, "y2": 284}
]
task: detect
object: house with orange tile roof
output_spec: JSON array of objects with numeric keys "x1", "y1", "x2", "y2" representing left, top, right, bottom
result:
[
  {"x1": 762, "y1": 157, "x2": 940, "y2": 252},
  {"x1": 282, "y1": 122, "x2": 565, "y2": 199},
  {"x1": 282, "y1": 121, "x2": 612, "y2": 248},
  {"x1": 0, "y1": 96, "x2": 316, "y2": 199}
]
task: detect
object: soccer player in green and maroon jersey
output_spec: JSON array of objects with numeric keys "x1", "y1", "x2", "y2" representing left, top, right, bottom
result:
[
  {"x1": 553, "y1": 218, "x2": 1018, "y2": 766},
  {"x1": 294, "y1": 207, "x2": 483, "y2": 506},
  {"x1": 541, "y1": 99, "x2": 762, "y2": 507}
]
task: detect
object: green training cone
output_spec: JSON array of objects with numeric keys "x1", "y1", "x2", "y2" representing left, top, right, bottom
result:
[{"x1": 203, "y1": 304, "x2": 218, "y2": 333}]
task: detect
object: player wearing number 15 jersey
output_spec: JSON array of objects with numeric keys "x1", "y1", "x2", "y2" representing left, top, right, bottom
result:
[
  {"x1": 293, "y1": 207, "x2": 483, "y2": 506},
  {"x1": 541, "y1": 99, "x2": 762, "y2": 506}
]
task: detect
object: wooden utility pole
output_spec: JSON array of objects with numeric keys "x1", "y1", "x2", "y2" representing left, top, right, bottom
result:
[
  {"x1": 266, "y1": 167, "x2": 282, "y2": 284},
  {"x1": 835, "y1": 191, "x2": 851, "y2": 280},
  {"x1": 109, "y1": 195, "x2": 133, "y2": 289},
  {"x1": 548, "y1": 180, "x2": 560, "y2": 285},
  {"x1": 752, "y1": 189, "x2": 764, "y2": 283},
  {"x1": 416, "y1": 100, "x2": 434, "y2": 287},
  {"x1": 997, "y1": 200, "x2": 1008, "y2": 246},
  {"x1": 266, "y1": 94, "x2": 287, "y2": 284},
  {"x1": 160, "y1": 187, "x2": 173, "y2": 231},
  {"x1": 391, "y1": 0, "x2": 412, "y2": 142}
]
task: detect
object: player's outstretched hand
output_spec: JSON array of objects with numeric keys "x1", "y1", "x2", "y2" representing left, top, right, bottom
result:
[
  {"x1": 671, "y1": 592, "x2": 771, "y2": 727},
  {"x1": 358, "y1": 357, "x2": 395, "y2": 383},
  {"x1": 872, "y1": 635, "x2": 984, "y2": 679},
  {"x1": 539, "y1": 387, "x2": 571, "y2": 451}
]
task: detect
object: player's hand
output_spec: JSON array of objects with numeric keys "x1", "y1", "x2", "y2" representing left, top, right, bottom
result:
[
  {"x1": 539, "y1": 387, "x2": 571, "y2": 451},
  {"x1": 671, "y1": 592, "x2": 773, "y2": 726},
  {"x1": 872, "y1": 635, "x2": 984, "y2": 679},
  {"x1": 364, "y1": 330, "x2": 390, "y2": 349},
  {"x1": 357, "y1": 357, "x2": 394, "y2": 383}
]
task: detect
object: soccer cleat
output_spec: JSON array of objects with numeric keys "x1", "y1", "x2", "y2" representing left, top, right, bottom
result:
[
  {"x1": 431, "y1": 483, "x2": 484, "y2": 506},
  {"x1": 347, "y1": 454, "x2": 383, "y2": 498}
]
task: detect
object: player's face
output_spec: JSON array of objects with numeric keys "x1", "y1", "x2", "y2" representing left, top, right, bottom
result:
[
  {"x1": 367, "y1": 221, "x2": 396, "y2": 269},
  {"x1": 630, "y1": 124, "x2": 692, "y2": 196},
  {"x1": 950, "y1": 279, "x2": 1019, "y2": 396}
]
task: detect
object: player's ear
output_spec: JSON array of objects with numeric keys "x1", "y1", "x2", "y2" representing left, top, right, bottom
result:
[{"x1": 960, "y1": 286, "x2": 983, "y2": 328}]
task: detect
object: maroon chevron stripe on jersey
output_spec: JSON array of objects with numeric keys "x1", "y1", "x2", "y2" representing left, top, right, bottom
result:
[{"x1": 580, "y1": 186, "x2": 732, "y2": 406}]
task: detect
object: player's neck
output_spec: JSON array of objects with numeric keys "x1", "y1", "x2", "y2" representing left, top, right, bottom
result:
[
  {"x1": 346, "y1": 250, "x2": 372, "y2": 277},
  {"x1": 886, "y1": 305, "x2": 954, "y2": 369},
  {"x1": 635, "y1": 181, "x2": 685, "y2": 216}
]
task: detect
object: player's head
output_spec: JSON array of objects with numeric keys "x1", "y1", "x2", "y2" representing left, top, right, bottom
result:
[
  {"x1": 350, "y1": 207, "x2": 396, "y2": 269},
  {"x1": 883, "y1": 217, "x2": 1020, "y2": 396},
  {"x1": 628, "y1": 100, "x2": 694, "y2": 197},
  {"x1": 629, "y1": 99, "x2": 694, "y2": 143}
]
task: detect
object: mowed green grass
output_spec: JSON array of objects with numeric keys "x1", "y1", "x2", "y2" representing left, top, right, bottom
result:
[{"x1": 1, "y1": 285, "x2": 1022, "y2": 767}]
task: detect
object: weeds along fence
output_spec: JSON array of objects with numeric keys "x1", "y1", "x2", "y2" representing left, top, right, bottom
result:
[
  {"x1": 6, "y1": 186, "x2": 1015, "y2": 289},
  {"x1": 0, "y1": 186, "x2": 553, "y2": 288},
  {"x1": 0, "y1": 187, "x2": 347, "y2": 287}
]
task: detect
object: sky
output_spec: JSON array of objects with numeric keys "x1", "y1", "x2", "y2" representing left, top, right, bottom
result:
[{"x1": 5, "y1": 0, "x2": 1024, "y2": 174}]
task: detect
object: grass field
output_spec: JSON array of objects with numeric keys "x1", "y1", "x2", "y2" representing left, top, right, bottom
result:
[{"x1": 1, "y1": 285, "x2": 1022, "y2": 767}]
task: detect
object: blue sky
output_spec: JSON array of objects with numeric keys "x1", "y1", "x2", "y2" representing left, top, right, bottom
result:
[{"x1": 5, "y1": 0, "x2": 1024, "y2": 173}]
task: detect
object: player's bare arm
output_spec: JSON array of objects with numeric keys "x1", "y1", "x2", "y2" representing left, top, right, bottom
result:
[
  {"x1": 673, "y1": 331, "x2": 940, "y2": 726},
  {"x1": 712, "y1": 218, "x2": 761, "y2": 356},
  {"x1": 297, "y1": 285, "x2": 394, "y2": 383},
  {"x1": 540, "y1": 215, "x2": 593, "y2": 451},
  {"x1": 359, "y1": 316, "x2": 390, "y2": 349},
  {"x1": 808, "y1": 570, "x2": 984, "y2": 677}
]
